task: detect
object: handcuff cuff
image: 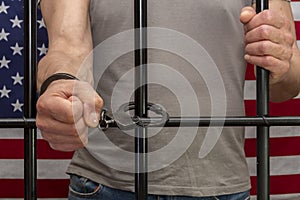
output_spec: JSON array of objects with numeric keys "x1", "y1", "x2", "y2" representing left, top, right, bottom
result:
[{"x1": 98, "y1": 102, "x2": 169, "y2": 131}]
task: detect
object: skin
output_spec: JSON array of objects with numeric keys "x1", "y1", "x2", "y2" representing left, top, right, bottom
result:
[
  {"x1": 37, "y1": 0, "x2": 300, "y2": 152},
  {"x1": 240, "y1": 0, "x2": 300, "y2": 101},
  {"x1": 36, "y1": 0, "x2": 102, "y2": 151}
]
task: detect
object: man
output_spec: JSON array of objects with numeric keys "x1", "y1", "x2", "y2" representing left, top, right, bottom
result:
[{"x1": 36, "y1": 0, "x2": 300, "y2": 199}]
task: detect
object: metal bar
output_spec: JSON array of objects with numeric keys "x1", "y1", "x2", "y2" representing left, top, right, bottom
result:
[
  {"x1": 256, "y1": 0, "x2": 270, "y2": 199},
  {"x1": 1, "y1": 115, "x2": 300, "y2": 128},
  {"x1": 134, "y1": 0, "x2": 148, "y2": 199},
  {"x1": 106, "y1": 116, "x2": 300, "y2": 127},
  {"x1": 1, "y1": 116, "x2": 300, "y2": 128},
  {"x1": 23, "y1": 0, "x2": 37, "y2": 199},
  {"x1": 0, "y1": 119, "x2": 36, "y2": 128},
  {"x1": 135, "y1": 116, "x2": 300, "y2": 127}
]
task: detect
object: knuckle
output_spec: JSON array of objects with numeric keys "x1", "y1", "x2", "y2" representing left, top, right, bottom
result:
[
  {"x1": 284, "y1": 33, "x2": 294, "y2": 46},
  {"x1": 36, "y1": 97, "x2": 48, "y2": 112},
  {"x1": 258, "y1": 25, "x2": 270, "y2": 39},
  {"x1": 262, "y1": 56, "x2": 274, "y2": 67},
  {"x1": 258, "y1": 41, "x2": 269, "y2": 54}
]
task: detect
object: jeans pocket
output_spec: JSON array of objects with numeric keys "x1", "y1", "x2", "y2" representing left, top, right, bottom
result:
[
  {"x1": 214, "y1": 190, "x2": 250, "y2": 200},
  {"x1": 68, "y1": 174, "x2": 103, "y2": 198}
]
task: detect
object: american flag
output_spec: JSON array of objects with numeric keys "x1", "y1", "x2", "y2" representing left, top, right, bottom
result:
[{"x1": 0, "y1": 0, "x2": 299, "y2": 199}]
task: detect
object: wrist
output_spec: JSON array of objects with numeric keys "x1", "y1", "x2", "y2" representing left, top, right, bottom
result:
[{"x1": 39, "y1": 73, "x2": 79, "y2": 96}]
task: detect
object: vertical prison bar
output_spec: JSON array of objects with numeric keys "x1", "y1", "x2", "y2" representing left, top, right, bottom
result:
[
  {"x1": 256, "y1": 0, "x2": 270, "y2": 199},
  {"x1": 23, "y1": 0, "x2": 37, "y2": 199},
  {"x1": 134, "y1": 0, "x2": 148, "y2": 199}
]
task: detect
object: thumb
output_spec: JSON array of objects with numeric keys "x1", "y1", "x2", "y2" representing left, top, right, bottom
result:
[
  {"x1": 83, "y1": 101, "x2": 101, "y2": 127},
  {"x1": 73, "y1": 82, "x2": 103, "y2": 127},
  {"x1": 240, "y1": 6, "x2": 256, "y2": 24}
]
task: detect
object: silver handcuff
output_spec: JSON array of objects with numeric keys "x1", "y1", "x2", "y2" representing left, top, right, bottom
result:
[{"x1": 98, "y1": 102, "x2": 169, "y2": 131}]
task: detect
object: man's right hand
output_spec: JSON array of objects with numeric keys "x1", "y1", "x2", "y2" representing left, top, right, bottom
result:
[{"x1": 36, "y1": 79, "x2": 103, "y2": 152}]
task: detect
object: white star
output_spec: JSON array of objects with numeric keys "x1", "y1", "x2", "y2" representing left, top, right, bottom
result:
[
  {"x1": 10, "y1": 15, "x2": 23, "y2": 28},
  {"x1": 0, "y1": 1, "x2": 9, "y2": 14},
  {"x1": 11, "y1": 43, "x2": 23, "y2": 56},
  {"x1": 11, "y1": 99, "x2": 24, "y2": 112},
  {"x1": 0, "y1": 85, "x2": 11, "y2": 98},
  {"x1": 37, "y1": 18, "x2": 46, "y2": 29},
  {"x1": 0, "y1": 56, "x2": 11, "y2": 69},
  {"x1": 38, "y1": 43, "x2": 48, "y2": 56},
  {"x1": 0, "y1": 28, "x2": 10, "y2": 41},
  {"x1": 11, "y1": 72, "x2": 24, "y2": 85}
]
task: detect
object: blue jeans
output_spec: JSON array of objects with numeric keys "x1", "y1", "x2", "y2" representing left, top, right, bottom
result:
[{"x1": 68, "y1": 174, "x2": 250, "y2": 200}]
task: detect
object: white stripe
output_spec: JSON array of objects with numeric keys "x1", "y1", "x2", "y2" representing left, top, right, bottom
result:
[
  {"x1": 246, "y1": 126, "x2": 300, "y2": 138},
  {"x1": 244, "y1": 80, "x2": 300, "y2": 100},
  {"x1": 251, "y1": 193, "x2": 300, "y2": 200},
  {"x1": 247, "y1": 156, "x2": 300, "y2": 176},
  {"x1": 0, "y1": 159, "x2": 70, "y2": 179},
  {"x1": 297, "y1": 40, "x2": 300, "y2": 48},
  {"x1": 0, "y1": 129, "x2": 43, "y2": 139},
  {"x1": 244, "y1": 80, "x2": 256, "y2": 100},
  {"x1": 291, "y1": 2, "x2": 300, "y2": 21},
  {"x1": 2, "y1": 156, "x2": 299, "y2": 179}
]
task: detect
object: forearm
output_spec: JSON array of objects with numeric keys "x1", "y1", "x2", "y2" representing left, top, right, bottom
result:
[
  {"x1": 37, "y1": 0, "x2": 93, "y2": 91},
  {"x1": 37, "y1": 47, "x2": 93, "y2": 91}
]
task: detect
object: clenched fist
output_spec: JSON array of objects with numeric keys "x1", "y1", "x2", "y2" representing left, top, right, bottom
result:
[
  {"x1": 240, "y1": 6, "x2": 294, "y2": 85},
  {"x1": 36, "y1": 79, "x2": 103, "y2": 152}
]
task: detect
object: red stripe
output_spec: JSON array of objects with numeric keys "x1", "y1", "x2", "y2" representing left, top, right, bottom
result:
[
  {"x1": 0, "y1": 139, "x2": 73, "y2": 159},
  {"x1": 245, "y1": 136, "x2": 300, "y2": 157},
  {"x1": 245, "y1": 64, "x2": 255, "y2": 80},
  {"x1": 250, "y1": 175, "x2": 300, "y2": 195},
  {"x1": 296, "y1": 22, "x2": 300, "y2": 40},
  {"x1": 0, "y1": 179, "x2": 69, "y2": 198},
  {"x1": 245, "y1": 99, "x2": 300, "y2": 116}
]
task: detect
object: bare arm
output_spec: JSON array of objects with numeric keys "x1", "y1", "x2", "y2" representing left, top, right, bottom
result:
[
  {"x1": 37, "y1": 0, "x2": 93, "y2": 89},
  {"x1": 36, "y1": 0, "x2": 103, "y2": 151},
  {"x1": 241, "y1": 0, "x2": 300, "y2": 102}
]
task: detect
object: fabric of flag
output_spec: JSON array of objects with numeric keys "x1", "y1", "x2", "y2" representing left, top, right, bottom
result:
[{"x1": 0, "y1": 0, "x2": 299, "y2": 199}]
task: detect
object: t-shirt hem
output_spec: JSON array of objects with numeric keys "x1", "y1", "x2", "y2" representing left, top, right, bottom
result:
[{"x1": 67, "y1": 165, "x2": 251, "y2": 197}]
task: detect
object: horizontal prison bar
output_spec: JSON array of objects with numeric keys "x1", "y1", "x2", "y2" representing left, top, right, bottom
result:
[
  {"x1": 0, "y1": 118, "x2": 36, "y2": 128},
  {"x1": 139, "y1": 116, "x2": 300, "y2": 127},
  {"x1": 0, "y1": 116, "x2": 300, "y2": 129}
]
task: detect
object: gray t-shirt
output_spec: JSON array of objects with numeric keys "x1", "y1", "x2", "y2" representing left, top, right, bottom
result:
[{"x1": 67, "y1": 0, "x2": 252, "y2": 197}]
